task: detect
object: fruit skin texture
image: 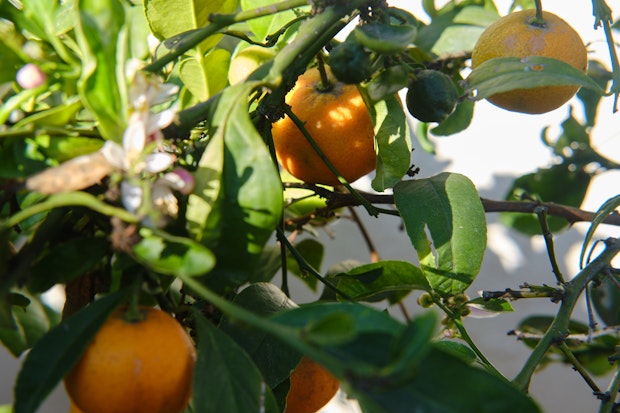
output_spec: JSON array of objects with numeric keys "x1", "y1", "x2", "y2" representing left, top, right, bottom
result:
[
  {"x1": 64, "y1": 306, "x2": 196, "y2": 413},
  {"x1": 471, "y1": 9, "x2": 587, "y2": 114},
  {"x1": 284, "y1": 356, "x2": 340, "y2": 413},
  {"x1": 271, "y1": 67, "x2": 376, "y2": 186},
  {"x1": 406, "y1": 70, "x2": 458, "y2": 123}
]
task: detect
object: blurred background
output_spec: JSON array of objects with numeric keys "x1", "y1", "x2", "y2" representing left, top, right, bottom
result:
[{"x1": 2, "y1": 0, "x2": 619, "y2": 412}]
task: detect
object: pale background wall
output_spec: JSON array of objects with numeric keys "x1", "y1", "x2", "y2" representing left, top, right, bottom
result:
[{"x1": 2, "y1": 0, "x2": 619, "y2": 412}]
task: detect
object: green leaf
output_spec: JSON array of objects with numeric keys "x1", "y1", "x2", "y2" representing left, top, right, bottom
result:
[
  {"x1": 416, "y1": 6, "x2": 497, "y2": 55},
  {"x1": 591, "y1": 274, "x2": 620, "y2": 326},
  {"x1": 579, "y1": 194, "x2": 620, "y2": 269},
  {"x1": 133, "y1": 228, "x2": 215, "y2": 277},
  {"x1": 13, "y1": 98, "x2": 83, "y2": 129},
  {"x1": 286, "y1": 238, "x2": 324, "y2": 291},
  {"x1": 29, "y1": 236, "x2": 109, "y2": 293},
  {"x1": 368, "y1": 94, "x2": 412, "y2": 191},
  {"x1": 394, "y1": 173, "x2": 487, "y2": 296},
  {"x1": 193, "y1": 313, "x2": 279, "y2": 413},
  {"x1": 432, "y1": 340, "x2": 477, "y2": 364},
  {"x1": 145, "y1": 0, "x2": 237, "y2": 55},
  {"x1": 430, "y1": 99, "x2": 475, "y2": 136},
  {"x1": 219, "y1": 283, "x2": 301, "y2": 388},
  {"x1": 240, "y1": 0, "x2": 303, "y2": 43},
  {"x1": 355, "y1": 347, "x2": 540, "y2": 413},
  {"x1": 179, "y1": 48, "x2": 231, "y2": 102},
  {"x1": 467, "y1": 297, "x2": 514, "y2": 313},
  {"x1": 195, "y1": 82, "x2": 283, "y2": 286},
  {"x1": 0, "y1": 292, "x2": 59, "y2": 357},
  {"x1": 35, "y1": 135, "x2": 104, "y2": 164},
  {"x1": 14, "y1": 290, "x2": 126, "y2": 413},
  {"x1": 75, "y1": 0, "x2": 126, "y2": 142},
  {"x1": 334, "y1": 260, "x2": 430, "y2": 303},
  {"x1": 467, "y1": 56, "x2": 605, "y2": 101},
  {"x1": 366, "y1": 65, "x2": 409, "y2": 102},
  {"x1": 501, "y1": 163, "x2": 591, "y2": 235},
  {"x1": 353, "y1": 23, "x2": 416, "y2": 55}
]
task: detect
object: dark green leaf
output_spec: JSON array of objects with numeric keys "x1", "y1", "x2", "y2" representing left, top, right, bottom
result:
[
  {"x1": 354, "y1": 347, "x2": 540, "y2": 413},
  {"x1": 219, "y1": 283, "x2": 301, "y2": 388},
  {"x1": 354, "y1": 23, "x2": 416, "y2": 55},
  {"x1": 432, "y1": 340, "x2": 477, "y2": 364},
  {"x1": 14, "y1": 290, "x2": 126, "y2": 413},
  {"x1": 193, "y1": 313, "x2": 279, "y2": 413},
  {"x1": 394, "y1": 173, "x2": 487, "y2": 296},
  {"x1": 29, "y1": 236, "x2": 108, "y2": 293},
  {"x1": 366, "y1": 65, "x2": 409, "y2": 102},
  {"x1": 591, "y1": 269, "x2": 620, "y2": 326},
  {"x1": 133, "y1": 228, "x2": 215, "y2": 277},
  {"x1": 501, "y1": 163, "x2": 591, "y2": 235},
  {"x1": 335, "y1": 260, "x2": 430, "y2": 302},
  {"x1": 430, "y1": 99, "x2": 475, "y2": 136},
  {"x1": 467, "y1": 297, "x2": 514, "y2": 313},
  {"x1": 0, "y1": 292, "x2": 59, "y2": 357},
  {"x1": 467, "y1": 56, "x2": 605, "y2": 101}
]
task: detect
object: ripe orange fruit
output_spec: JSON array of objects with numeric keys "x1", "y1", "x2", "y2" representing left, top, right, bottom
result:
[
  {"x1": 471, "y1": 9, "x2": 587, "y2": 114},
  {"x1": 64, "y1": 306, "x2": 196, "y2": 413},
  {"x1": 284, "y1": 356, "x2": 340, "y2": 413},
  {"x1": 68, "y1": 400, "x2": 84, "y2": 413},
  {"x1": 271, "y1": 67, "x2": 376, "y2": 186}
]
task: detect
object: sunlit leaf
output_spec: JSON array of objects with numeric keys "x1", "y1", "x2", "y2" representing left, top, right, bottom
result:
[
  {"x1": 466, "y1": 56, "x2": 605, "y2": 100},
  {"x1": 394, "y1": 173, "x2": 487, "y2": 296}
]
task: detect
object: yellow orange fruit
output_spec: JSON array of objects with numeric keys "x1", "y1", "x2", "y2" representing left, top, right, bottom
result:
[
  {"x1": 64, "y1": 306, "x2": 196, "y2": 413},
  {"x1": 68, "y1": 400, "x2": 84, "y2": 413},
  {"x1": 471, "y1": 9, "x2": 587, "y2": 114},
  {"x1": 284, "y1": 356, "x2": 340, "y2": 413},
  {"x1": 272, "y1": 67, "x2": 376, "y2": 186}
]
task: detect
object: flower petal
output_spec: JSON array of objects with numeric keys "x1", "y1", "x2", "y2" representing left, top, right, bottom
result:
[
  {"x1": 121, "y1": 181, "x2": 143, "y2": 213},
  {"x1": 144, "y1": 152, "x2": 175, "y2": 173}
]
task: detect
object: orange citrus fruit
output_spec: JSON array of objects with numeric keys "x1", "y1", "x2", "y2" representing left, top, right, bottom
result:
[
  {"x1": 271, "y1": 67, "x2": 376, "y2": 186},
  {"x1": 471, "y1": 9, "x2": 587, "y2": 114},
  {"x1": 284, "y1": 356, "x2": 340, "y2": 413},
  {"x1": 68, "y1": 400, "x2": 84, "y2": 413},
  {"x1": 64, "y1": 306, "x2": 196, "y2": 413}
]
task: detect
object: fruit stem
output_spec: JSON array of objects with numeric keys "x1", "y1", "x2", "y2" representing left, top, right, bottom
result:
[
  {"x1": 528, "y1": 0, "x2": 547, "y2": 28},
  {"x1": 125, "y1": 275, "x2": 145, "y2": 323},
  {"x1": 283, "y1": 106, "x2": 380, "y2": 216},
  {"x1": 315, "y1": 54, "x2": 334, "y2": 92}
]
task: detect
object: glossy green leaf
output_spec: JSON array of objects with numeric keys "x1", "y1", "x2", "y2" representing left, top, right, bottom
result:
[
  {"x1": 14, "y1": 290, "x2": 126, "y2": 413},
  {"x1": 353, "y1": 23, "x2": 416, "y2": 55},
  {"x1": 179, "y1": 48, "x2": 231, "y2": 102},
  {"x1": 430, "y1": 99, "x2": 475, "y2": 136},
  {"x1": 240, "y1": 0, "x2": 303, "y2": 43},
  {"x1": 334, "y1": 260, "x2": 430, "y2": 303},
  {"x1": 394, "y1": 173, "x2": 487, "y2": 296},
  {"x1": 366, "y1": 65, "x2": 409, "y2": 102},
  {"x1": 219, "y1": 283, "x2": 301, "y2": 388},
  {"x1": 416, "y1": 6, "x2": 496, "y2": 55},
  {"x1": 145, "y1": 0, "x2": 237, "y2": 55},
  {"x1": 501, "y1": 163, "x2": 591, "y2": 235},
  {"x1": 195, "y1": 82, "x2": 283, "y2": 285},
  {"x1": 133, "y1": 228, "x2": 215, "y2": 277},
  {"x1": 29, "y1": 236, "x2": 109, "y2": 293},
  {"x1": 368, "y1": 93, "x2": 412, "y2": 191},
  {"x1": 0, "y1": 292, "x2": 59, "y2": 357},
  {"x1": 74, "y1": 0, "x2": 126, "y2": 142},
  {"x1": 354, "y1": 346, "x2": 540, "y2": 413},
  {"x1": 193, "y1": 313, "x2": 279, "y2": 413},
  {"x1": 467, "y1": 56, "x2": 605, "y2": 101}
]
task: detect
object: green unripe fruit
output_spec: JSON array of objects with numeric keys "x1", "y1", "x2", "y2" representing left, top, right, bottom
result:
[
  {"x1": 329, "y1": 41, "x2": 372, "y2": 84},
  {"x1": 406, "y1": 70, "x2": 458, "y2": 123}
]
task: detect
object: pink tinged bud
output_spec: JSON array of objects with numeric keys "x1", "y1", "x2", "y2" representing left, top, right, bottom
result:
[
  {"x1": 162, "y1": 168, "x2": 194, "y2": 195},
  {"x1": 16, "y1": 63, "x2": 47, "y2": 89}
]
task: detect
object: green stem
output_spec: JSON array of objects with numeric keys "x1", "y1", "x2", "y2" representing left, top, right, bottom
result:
[
  {"x1": 283, "y1": 107, "x2": 380, "y2": 216},
  {"x1": 434, "y1": 299, "x2": 506, "y2": 380},
  {"x1": 0, "y1": 192, "x2": 139, "y2": 231},
  {"x1": 535, "y1": 206, "x2": 565, "y2": 284},
  {"x1": 528, "y1": 0, "x2": 547, "y2": 27},
  {"x1": 599, "y1": 366, "x2": 620, "y2": 413},
  {"x1": 144, "y1": 0, "x2": 308, "y2": 73},
  {"x1": 513, "y1": 238, "x2": 620, "y2": 391}
]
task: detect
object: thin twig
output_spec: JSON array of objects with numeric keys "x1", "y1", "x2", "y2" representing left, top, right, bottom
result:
[{"x1": 535, "y1": 206, "x2": 566, "y2": 284}]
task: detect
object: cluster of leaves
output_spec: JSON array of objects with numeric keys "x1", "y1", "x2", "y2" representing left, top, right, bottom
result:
[{"x1": 1, "y1": 0, "x2": 620, "y2": 413}]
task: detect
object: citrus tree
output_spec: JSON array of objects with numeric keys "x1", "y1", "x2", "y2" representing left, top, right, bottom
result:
[{"x1": 1, "y1": 0, "x2": 620, "y2": 412}]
